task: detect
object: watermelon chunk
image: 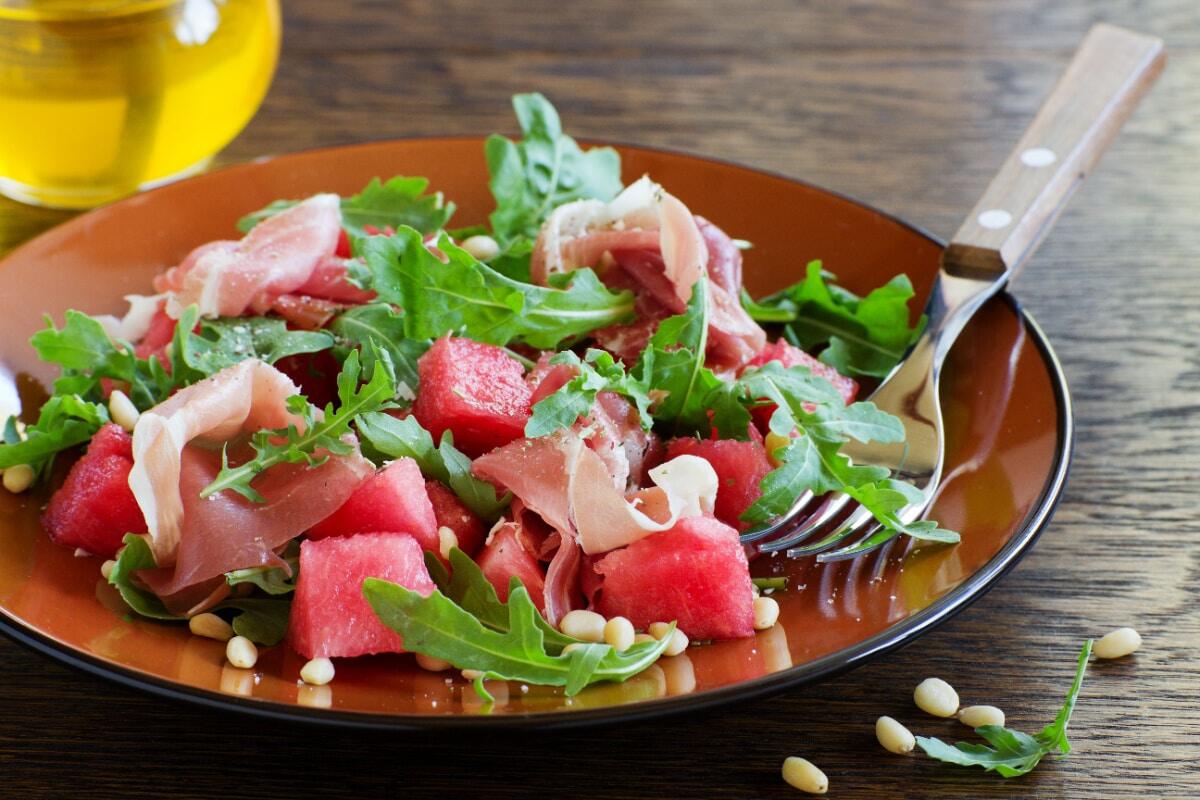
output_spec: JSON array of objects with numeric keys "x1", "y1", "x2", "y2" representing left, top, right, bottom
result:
[
  {"x1": 134, "y1": 302, "x2": 177, "y2": 363},
  {"x1": 42, "y1": 424, "x2": 145, "y2": 559},
  {"x1": 425, "y1": 480, "x2": 486, "y2": 556},
  {"x1": 412, "y1": 337, "x2": 532, "y2": 457},
  {"x1": 594, "y1": 516, "x2": 754, "y2": 640},
  {"x1": 288, "y1": 532, "x2": 435, "y2": 659},
  {"x1": 307, "y1": 457, "x2": 438, "y2": 552},
  {"x1": 666, "y1": 436, "x2": 771, "y2": 531},
  {"x1": 476, "y1": 524, "x2": 546, "y2": 611}
]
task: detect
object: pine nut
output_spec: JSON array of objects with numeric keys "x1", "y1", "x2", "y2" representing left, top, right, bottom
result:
[
  {"x1": 189, "y1": 612, "x2": 234, "y2": 642},
  {"x1": 460, "y1": 234, "x2": 501, "y2": 261},
  {"x1": 461, "y1": 668, "x2": 485, "y2": 680},
  {"x1": 753, "y1": 596, "x2": 780, "y2": 630},
  {"x1": 959, "y1": 704, "x2": 1006, "y2": 728},
  {"x1": 438, "y1": 525, "x2": 458, "y2": 560},
  {"x1": 781, "y1": 756, "x2": 828, "y2": 794},
  {"x1": 562, "y1": 643, "x2": 588, "y2": 655},
  {"x1": 663, "y1": 628, "x2": 689, "y2": 657},
  {"x1": 560, "y1": 609, "x2": 606, "y2": 642},
  {"x1": 649, "y1": 621, "x2": 673, "y2": 640},
  {"x1": 300, "y1": 657, "x2": 335, "y2": 686},
  {"x1": 100, "y1": 560, "x2": 116, "y2": 581},
  {"x1": 2, "y1": 463, "x2": 34, "y2": 494},
  {"x1": 914, "y1": 677, "x2": 959, "y2": 717},
  {"x1": 764, "y1": 431, "x2": 791, "y2": 466},
  {"x1": 875, "y1": 715, "x2": 916, "y2": 754},
  {"x1": 633, "y1": 633, "x2": 656, "y2": 645},
  {"x1": 603, "y1": 616, "x2": 635, "y2": 652},
  {"x1": 108, "y1": 389, "x2": 140, "y2": 432},
  {"x1": 225, "y1": 635, "x2": 258, "y2": 669},
  {"x1": 1094, "y1": 627, "x2": 1142, "y2": 659},
  {"x1": 415, "y1": 653, "x2": 452, "y2": 672}
]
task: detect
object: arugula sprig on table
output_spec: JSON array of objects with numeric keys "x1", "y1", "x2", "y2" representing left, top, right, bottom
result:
[
  {"x1": 237, "y1": 175, "x2": 455, "y2": 248},
  {"x1": 744, "y1": 261, "x2": 924, "y2": 378},
  {"x1": 200, "y1": 348, "x2": 395, "y2": 503},
  {"x1": 917, "y1": 640, "x2": 1094, "y2": 777},
  {"x1": 361, "y1": 226, "x2": 634, "y2": 349},
  {"x1": 355, "y1": 412, "x2": 509, "y2": 523},
  {"x1": 364, "y1": 548, "x2": 673, "y2": 701}
]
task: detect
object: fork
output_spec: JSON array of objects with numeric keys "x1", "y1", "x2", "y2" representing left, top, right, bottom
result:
[{"x1": 743, "y1": 23, "x2": 1165, "y2": 562}]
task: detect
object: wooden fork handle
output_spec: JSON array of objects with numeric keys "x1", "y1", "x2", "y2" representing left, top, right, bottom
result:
[{"x1": 942, "y1": 23, "x2": 1165, "y2": 277}]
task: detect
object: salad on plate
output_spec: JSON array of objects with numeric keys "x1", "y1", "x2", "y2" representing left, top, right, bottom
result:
[{"x1": 0, "y1": 95, "x2": 956, "y2": 699}]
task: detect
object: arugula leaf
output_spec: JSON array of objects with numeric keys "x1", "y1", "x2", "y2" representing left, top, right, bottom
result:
[
  {"x1": 237, "y1": 176, "x2": 455, "y2": 245},
  {"x1": 200, "y1": 348, "x2": 395, "y2": 503},
  {"x1": 631, "y1": 278, "x2": 751, "y2": 438},
  {"x1": 747, "y1": 262, "x2": 924, "y2": 378},
  {"x1": 0, "y1": 395, "x2": 108, "y2": 474},
  {"x1": 526, "y1": 349, "x2": 653, "y2": 437},
  {"x1": 225, "y1": 560, "x2": 297, "y2": 596},
  {"x1": 486, "y1": 93, "x2": 623, "y2": 245},
  {"x1": 363, "y1": 576, "x2": 672, "y2": 697},
  {"x1": 328, "y1": 303, "x2": 428, "y2": 401},
  {"x1": 223, "y1": 598, "x2": 291, "y2": 646},
  {"x1": 107, "y1": 533, "x2": 180, "y2": 620},
  {"x1": 31, "y1": 310, "x2": 174, "y2": 410},
  {"x1": 175, "y1": 314, "x2": 334, "y2": 379},
  {"x1": 738, "y1": 362, "x2": 958, "y2": 545},
  {"x1": 917, "y1": 640, "x2": 1094, "y2": 777},
  {"x1": 362, "y1": 226, "x2": 634, "y2": 349},
  {"x1": 751, "y1": 577, "x2": 788, "y2": 591},
  {"x1": 425, "y1": 549, "x2": 573, "y2": 650},
  {"x1": 355, "y1": 412, "x2": 509, "y2": 522}
]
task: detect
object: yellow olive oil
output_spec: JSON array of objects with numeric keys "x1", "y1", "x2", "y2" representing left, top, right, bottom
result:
[{"x1": 0, "y1": 0, "x2": 280, "y2": 208}]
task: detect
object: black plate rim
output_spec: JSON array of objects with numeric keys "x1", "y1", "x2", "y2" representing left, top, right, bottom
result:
[{"x1": 0, "y1": 139, "x2": 1073, "y2": 730}]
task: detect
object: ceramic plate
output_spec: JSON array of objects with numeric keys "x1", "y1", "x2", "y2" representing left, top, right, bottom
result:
[{"x1": 0, "y1": 139, "x2": 1071, "y2": 728}]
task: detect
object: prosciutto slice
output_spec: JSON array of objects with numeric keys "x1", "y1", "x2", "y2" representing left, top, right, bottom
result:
[
  {"x1": 128, "y1": 359, "x2": 372, "y2": 593},
  {"x1": 157, "y1": 194, "x2": 343, "y2": 319},
  {"x1": 472, "y1": 430, "x2": 717, "y2": 557},
  {"x1": 532, "y1": 176, "x2": 765, "y2": 369}
]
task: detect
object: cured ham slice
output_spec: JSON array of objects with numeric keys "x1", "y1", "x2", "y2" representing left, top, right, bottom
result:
[
  {"x1": 158, "y1": 194, "x2": 342, "y2": 319},
  {"x1": 128, "y1": 359, "x2": 372, "y2": 594},
  {"x1": 472, "y1": 430, "x2": 717, "y2": 557},
  {"x1": 293, "y1": 255, "x2": 375, "y2": 304},
  {"x1": 532, "y1": 177, "x2": 765, "y2": 369}
]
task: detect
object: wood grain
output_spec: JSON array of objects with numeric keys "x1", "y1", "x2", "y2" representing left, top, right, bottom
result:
[{"x1": 1, "y1": 1, "x2": 1198, "y2": 798}]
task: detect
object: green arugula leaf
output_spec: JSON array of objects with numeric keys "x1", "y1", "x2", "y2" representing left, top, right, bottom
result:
[
  {"x1": 363, "y1": 576, "x2": 672, "y2": 698},
  {"x1": 738, "y1": 362, "x2": 958, "y2": 545},
  {"x1": 237, "y1": 176, "x2": 455, "y2": 245},
  {"x1": 328, "y1": 303, "x2": 429, "y2": 401},
  {"x1": 633, "y1": 278, "x2": 752, "y2": 438},
  {"x1": 107, "y1": 533, "x2": 180, "y2": 621},
  {"x1": 222, "y1": 598, "x2": 291, "y2": 646},
  {"x1": 751, "y1": 577, "x2": 788, "y2": 591},
  {"x1": 200, "y1": 348, "x2": 395, "y2": 503},
  {"x1": 424, "y1": 549, "x2": 573, "y2": 651},
  {"x1": 356, "y1": 412, "x2": 509, "y2": 522},
  {"x1": 0, "y1": 395, "x2": 109, "y2": 475},
  {"x1": 917, "y1": 640, "x2": 1094, "y2": 777},
  {"x1": 225, "y1": 558, "x2": 298, "y2": 596},
  {"x1": 747, "y1": 262, "x2": 924, "y2": 378},
  {"x1": 526, "y1": 349, "x2": 653, "y2": 437},
  {"x1": 486, "y1": 93, "x2": 623, "y2": 245},
  {"x1": 176, "y1": 314, "x2": 334, "y2": 378},
  {"x1": 31, "y1": 310, "x2": 174, "y2": 410},
  {"x1": 362, "y1": 226, "x2": 634, "y2": 349}
]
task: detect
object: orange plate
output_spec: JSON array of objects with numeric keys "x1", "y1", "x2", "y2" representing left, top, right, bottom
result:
[{"x1": 0, "y1": 139, "x2": 1071, "y2": 728}]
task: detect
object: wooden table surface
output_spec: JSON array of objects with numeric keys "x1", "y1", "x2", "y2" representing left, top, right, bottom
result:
[{"x1": 1, "y1": 2, "x2": 1197, "y2": 798}]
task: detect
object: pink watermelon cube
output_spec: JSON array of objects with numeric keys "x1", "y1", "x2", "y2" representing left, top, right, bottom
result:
[
  {"x1": 476, "y1": 524, "x2": 546, "y2": 611},
  {"x1": 307, "y1": 457, "x2": 438, "y2": 553},
  {"x1": 425, "y1": 480, "x2": 485, "y2": 557},
  {"x1": 42, "y1": 424, "x2": 145, "y2": 559},
  {"x1": 594, "y1": 516, "x2": 754, "y2": 640},
  {"x1": 412, "y1": 337, "x2": 532, "y2": 457},
  {"x1": 666, "y1": 436, "x2": 771, "y2": 531},
  {"x1": 289, "y1": 532, "x2": 436, "y2": 659}
]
